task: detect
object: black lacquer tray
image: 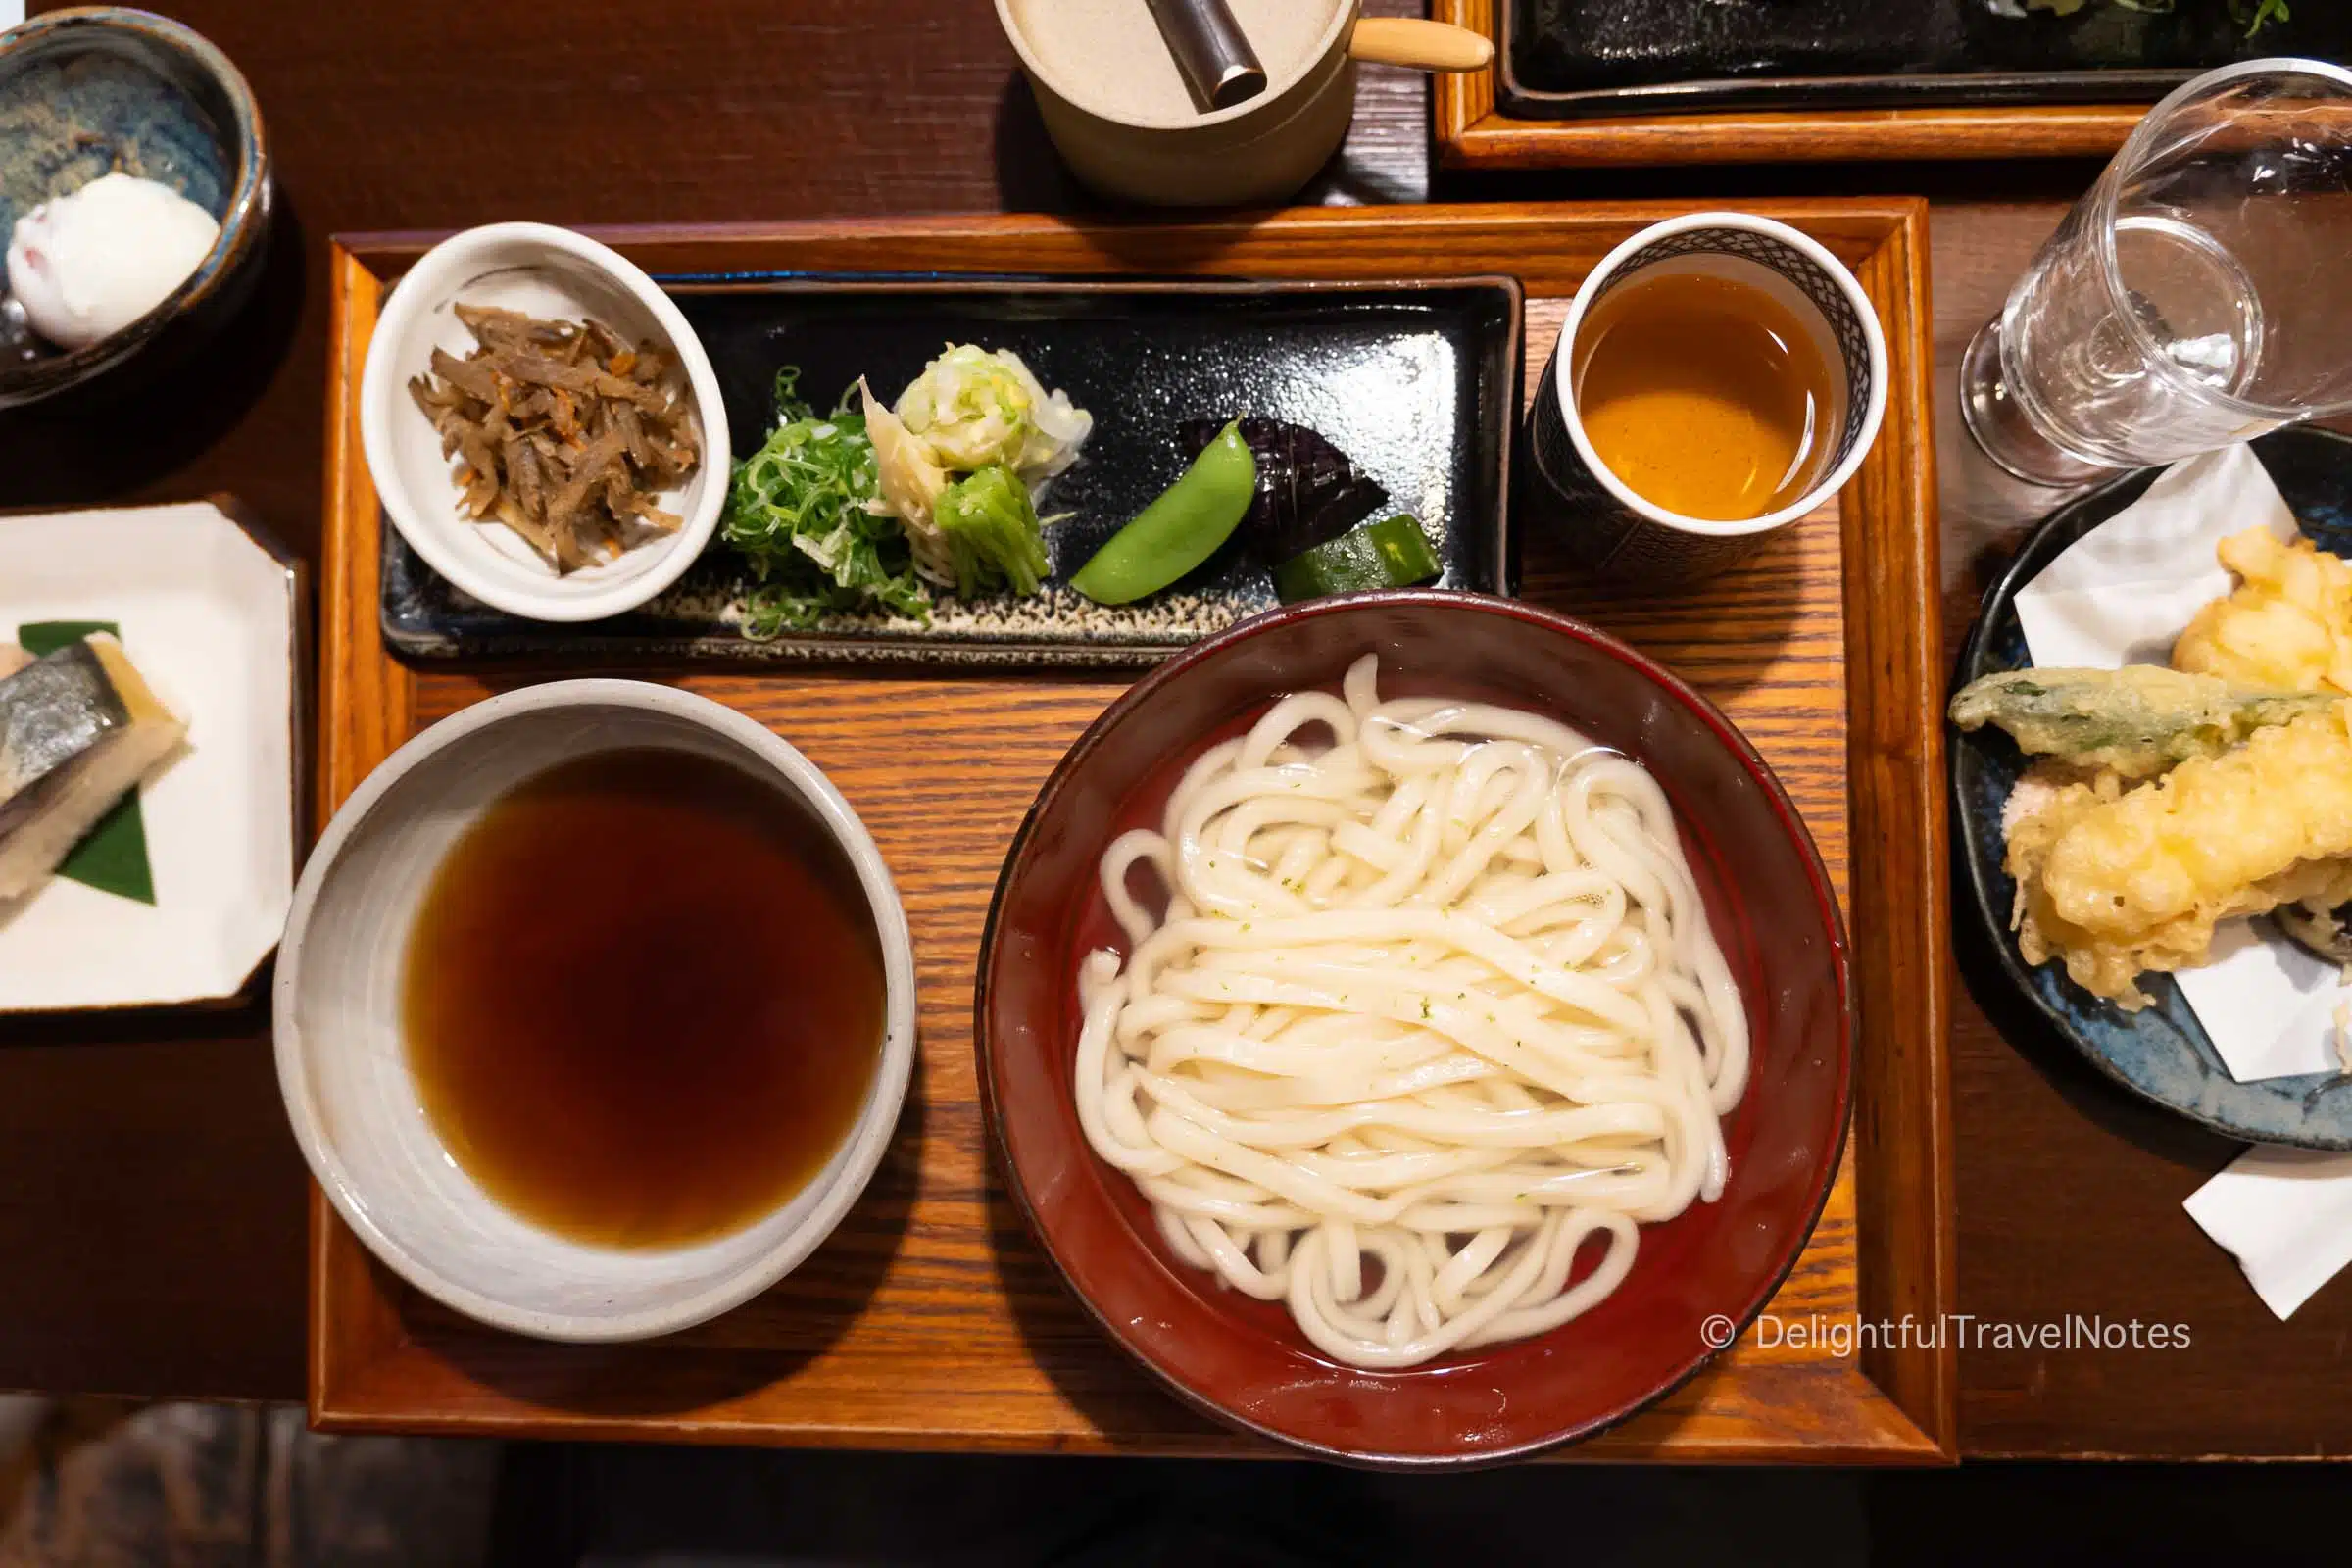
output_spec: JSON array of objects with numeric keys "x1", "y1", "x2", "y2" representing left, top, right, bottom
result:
[{"x1": 1501, "y1": 0, "x2": 2342, "y2": 119}]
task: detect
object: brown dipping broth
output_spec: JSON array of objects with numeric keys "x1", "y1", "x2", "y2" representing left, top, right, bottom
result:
[
  {"x1": 402, "y1": 747, "x2": 885, "y2": 1250},
  {"x1": 1571, "y1": 270, "x2": 1837, "y2": 524}
]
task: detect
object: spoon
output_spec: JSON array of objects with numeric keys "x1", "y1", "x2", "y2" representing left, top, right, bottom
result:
[
  {"x1": 1146, "y1": 0, "x2": 1267, "y2": 112},
  {"x1": 0, "y1": 292, "x2": 41, "y2": 365}
]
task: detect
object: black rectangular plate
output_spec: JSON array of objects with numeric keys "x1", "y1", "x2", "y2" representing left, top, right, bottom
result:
[
  {"x1": 1500, "y1": 0, "x2": 2345, "y2": 119},
  {"x1": 380, "y1": 276, "x2": 1523, "y2": 670}
]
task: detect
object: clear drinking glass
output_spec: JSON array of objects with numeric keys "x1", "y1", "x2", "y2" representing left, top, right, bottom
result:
[{"x1": 1961, "y1": 59, "x2": 2352, "y2": 488}]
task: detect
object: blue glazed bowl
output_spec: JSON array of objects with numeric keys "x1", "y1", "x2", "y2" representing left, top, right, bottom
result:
[
  {"x1": 0, "y1": 7, "x2": 270, "y2": 409},
  {"x1": 1951, "y1": 427, "x2": 2352, "y2": 1150}
]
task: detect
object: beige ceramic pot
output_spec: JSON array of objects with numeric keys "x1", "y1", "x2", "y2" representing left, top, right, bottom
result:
[{"x1": 997, "y1": 3, "x2": 1488, "y2": 207}]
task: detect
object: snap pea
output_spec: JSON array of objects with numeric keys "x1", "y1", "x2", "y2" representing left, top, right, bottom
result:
[{"x1": 1069, "y1": 419, "x2": 1256, "y2": 606}]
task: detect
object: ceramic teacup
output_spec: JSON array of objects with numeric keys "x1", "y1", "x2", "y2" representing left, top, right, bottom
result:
[{"x1": 1523, "y1": 213, "x2": 1888, "y2": 587}]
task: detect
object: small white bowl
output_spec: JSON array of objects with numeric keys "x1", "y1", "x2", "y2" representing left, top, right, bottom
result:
[
  {"x1": 358, "y1": 223, "x2": 729, "y2": 623},
  {"x1": 272, "y1": 680, "x2": 916, "y2": 1343}
]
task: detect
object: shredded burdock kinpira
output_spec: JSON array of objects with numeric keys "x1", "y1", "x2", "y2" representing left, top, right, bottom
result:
[{"x1": 408, "y1": 304, "x2": 702, "y2": 573}]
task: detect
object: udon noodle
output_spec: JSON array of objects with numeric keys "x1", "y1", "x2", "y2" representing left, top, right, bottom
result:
[{"x1": 1075, "y1": 655, "x2": 1747, "y2": 1370}]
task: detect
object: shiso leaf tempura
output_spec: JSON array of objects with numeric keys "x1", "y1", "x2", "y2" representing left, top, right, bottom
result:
[{"x1": 1949, "y1": 665, "x2": 2338, "y2": 779}]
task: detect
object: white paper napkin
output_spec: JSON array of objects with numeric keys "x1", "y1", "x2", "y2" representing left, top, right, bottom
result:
[
  {"x1": 2011, "y1": 443, "x2": 2334, "y2": 1082},
  {"x1": 2184, "y1": 1145, "x2": 2352, "y2": 1319}
]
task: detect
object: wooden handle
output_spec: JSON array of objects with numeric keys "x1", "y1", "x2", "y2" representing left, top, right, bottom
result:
[{"x1": 1348, "y1": 17, "x2": 1494, "y2": 73}]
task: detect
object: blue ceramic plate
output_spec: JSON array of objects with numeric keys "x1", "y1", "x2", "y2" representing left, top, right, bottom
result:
[{"x1": 1952, "y1": 427, "x2": 2352, "y2": 1150}]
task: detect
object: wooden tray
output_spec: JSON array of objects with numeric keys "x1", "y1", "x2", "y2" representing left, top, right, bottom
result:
[
  {"x1": 1434, "y1": 0, "x2": 2142, "y2": 168},
  {"x1": 312, "y1": 202, "x2": 1957, "y2": 1462}
]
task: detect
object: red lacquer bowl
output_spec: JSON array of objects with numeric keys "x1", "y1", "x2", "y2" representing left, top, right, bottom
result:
[{"x1": 975, "y1": 592, "x2": 1851, "y2": 1466}]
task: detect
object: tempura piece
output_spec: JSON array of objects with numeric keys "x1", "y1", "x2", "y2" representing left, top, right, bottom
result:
[
  {"x1": 2173, "y1": 526, "x2": 2352, "y2": 694},
  {"x1": 2007, "y1": 702, "x2": 2352, "y2": 1008},
  {"x1": 1951, "y1": 664, "x2": 2337, "y2": 779}
]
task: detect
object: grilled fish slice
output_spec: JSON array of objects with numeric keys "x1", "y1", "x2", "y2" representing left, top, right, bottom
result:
[{"x1": 0, "y1": 633, "x2": 186, "y2": 903}]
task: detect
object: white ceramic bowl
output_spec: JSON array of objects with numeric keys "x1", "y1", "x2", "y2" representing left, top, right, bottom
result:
[
  {"x1": 358, "y1": 223, "x2": 729, "y2": 623},
  {"x1": 272, "y1": 680, "x2": 916, "y2": 1343}
]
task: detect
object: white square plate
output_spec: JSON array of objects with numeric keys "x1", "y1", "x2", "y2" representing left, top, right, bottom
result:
[{"x1": 0, "y1": 501, "x2": 302, "y2": 1012}]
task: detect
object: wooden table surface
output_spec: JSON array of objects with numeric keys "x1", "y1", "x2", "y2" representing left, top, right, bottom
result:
[{"x1": 1, "y1": 0, "x2": 2344, "y2": 1460}]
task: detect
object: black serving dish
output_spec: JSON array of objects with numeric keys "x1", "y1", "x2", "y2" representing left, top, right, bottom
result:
[
  {"x1": 1500, "y1": 0, "x2": 2343, "y2": 120},
  {"x1": 381, "y1": 275, "x2": 1524, "y2": 669}
]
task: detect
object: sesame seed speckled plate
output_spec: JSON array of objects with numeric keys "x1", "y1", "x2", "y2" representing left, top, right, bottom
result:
[
  {"x1": 380, "y1": 275, "x2": 1524, "y2": 670},
  {"x1": 1951, "y1": 427, "x2": 2352, "y2": 1150}
]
